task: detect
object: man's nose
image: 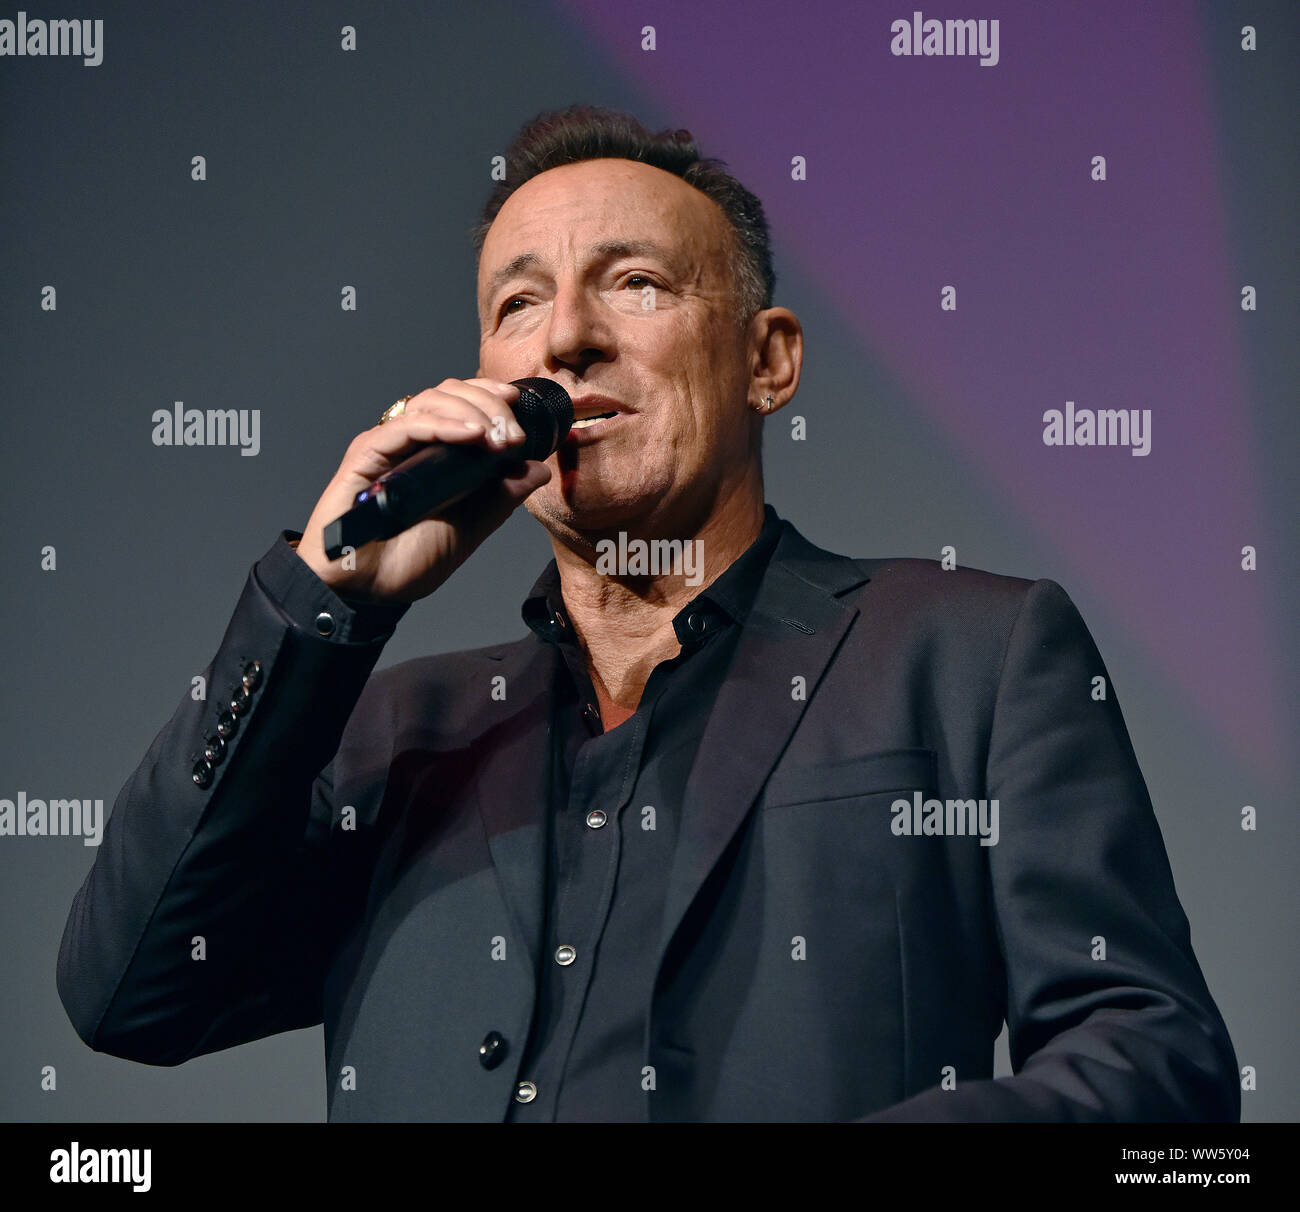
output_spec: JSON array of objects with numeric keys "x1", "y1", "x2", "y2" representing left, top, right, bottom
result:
[{"x1": 543, "y1": 283, "x2": 612, "y2": 370}]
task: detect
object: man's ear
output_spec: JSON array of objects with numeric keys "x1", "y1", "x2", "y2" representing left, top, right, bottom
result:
[{"x1": 749, "y1": 307, "x2": 803, "y2": 412}]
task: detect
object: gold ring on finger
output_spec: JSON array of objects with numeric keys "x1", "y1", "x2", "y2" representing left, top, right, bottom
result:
[{"x1": 378, "y1": 395, "x2": 413, "y2": 425}]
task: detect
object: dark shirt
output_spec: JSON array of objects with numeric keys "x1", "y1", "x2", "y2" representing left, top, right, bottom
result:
[{"x1": 505, "y1": 506, "x2": 784, "y2": 1121}]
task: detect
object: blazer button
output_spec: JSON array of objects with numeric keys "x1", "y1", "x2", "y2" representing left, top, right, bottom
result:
[
  {"x1": 191, "y1": 759, "x2": 213, "y2": 788},
  {"x1": 514, "y1": 1080, "x2": 538, "y2": 1104},
  {"x1": 478, "y1": 1031, "x2": 507, "y2": 1070},
  {"x1": 315, "y1": 611, "x2": 336, "y2": 637},
  {"x1": 202, "y1": 735, "x2": 226, "y2": 765},
  {"x1": 216, "y1": 711, "x2": 238, "y2": 739},
  {"x1": 241, "y1": 660, "x2": 262, "y2": 690},
  {"x1": 229, "y1": 685, "x2": 251, "y2": 715},
  {"x1": 686, "y1": 610, "x2": 707, "y2": 635}
]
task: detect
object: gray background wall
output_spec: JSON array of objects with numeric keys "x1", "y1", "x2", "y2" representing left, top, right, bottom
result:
[{"x1": 2, "y1": 0, "x2": 1295, "y2": 1121}]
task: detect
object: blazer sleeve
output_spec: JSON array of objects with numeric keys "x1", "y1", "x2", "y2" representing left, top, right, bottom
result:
[
  {"x1": 55, "y1": 532, "x2": 408, "y2": 1066},
  {"x1": 861, "y1": 577, "x2": 1240, "y2": 1122}
]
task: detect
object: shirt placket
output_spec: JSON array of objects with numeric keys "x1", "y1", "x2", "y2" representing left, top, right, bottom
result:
[{"x1": 512, "y1": 672, "x2": 653, "y2": 1120}]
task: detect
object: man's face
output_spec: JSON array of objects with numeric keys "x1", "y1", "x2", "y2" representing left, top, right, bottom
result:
[{"x1": 477, "y1": 158, "x2": 756, "y2": 539}]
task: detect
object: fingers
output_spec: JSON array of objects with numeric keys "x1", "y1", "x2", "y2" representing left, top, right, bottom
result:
[
  {"x1": 403, "y1": 379, "x2": 525, "y2": 447},
  {"x1": 499, "y1": 457, "x2": 552, "y2": 501},
  {"x1": 441, "y1": 457, "x2": 552, "y2": 544},
  {"x1": 343, "y1": 379, "x2": 526, "y2": 480}
]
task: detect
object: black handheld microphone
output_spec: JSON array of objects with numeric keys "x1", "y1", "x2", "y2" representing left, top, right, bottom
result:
[{"x1": 322, "y1": 378, "x2": 572, "y2": 560}]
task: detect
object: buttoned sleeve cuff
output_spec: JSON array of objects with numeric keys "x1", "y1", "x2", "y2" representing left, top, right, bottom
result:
[{"x1": 254, "y1": 530, "x2": 411, "y2": 644}]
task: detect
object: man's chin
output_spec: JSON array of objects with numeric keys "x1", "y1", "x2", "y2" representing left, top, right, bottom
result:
[{"x1": 525, "y1": 487, "x2": 656, "y2": 543}]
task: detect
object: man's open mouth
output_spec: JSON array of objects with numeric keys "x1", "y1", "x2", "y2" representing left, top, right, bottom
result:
[{"x1": 570, "y1": 411, "x2": 619, "y2": 430}]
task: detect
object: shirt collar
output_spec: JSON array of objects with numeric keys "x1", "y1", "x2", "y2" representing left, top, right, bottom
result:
[{"x1": 522, "y1": 505, "x2": 785, "y2": 646}]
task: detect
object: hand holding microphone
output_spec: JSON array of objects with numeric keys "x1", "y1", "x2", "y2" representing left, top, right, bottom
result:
[{"x1": 293, "y1": 377, "x2": 571, "y2": 605}]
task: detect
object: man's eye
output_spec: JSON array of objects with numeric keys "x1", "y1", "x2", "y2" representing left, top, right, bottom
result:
[{"x1": 500, "y1": 279, "x2": 653, "y2": 316}]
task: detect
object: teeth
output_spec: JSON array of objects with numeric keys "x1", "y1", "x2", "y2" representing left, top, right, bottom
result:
[{"x1": 571, "y1": 412, "x2": 616, "y2": 429}]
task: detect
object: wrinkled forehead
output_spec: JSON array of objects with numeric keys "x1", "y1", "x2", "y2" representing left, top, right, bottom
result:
[{"x1": 477, "y1": 158, "x2": 731, "y2": 300}]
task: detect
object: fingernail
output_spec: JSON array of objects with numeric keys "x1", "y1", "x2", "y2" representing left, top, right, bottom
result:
[{"x1": 509, "y1": 421, "x2": 525, "y2": 440}]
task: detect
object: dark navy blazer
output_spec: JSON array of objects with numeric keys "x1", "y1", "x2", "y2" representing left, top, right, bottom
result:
[{"x1": 56, "y1": 513, "x2": 1240, "y2": 1121}]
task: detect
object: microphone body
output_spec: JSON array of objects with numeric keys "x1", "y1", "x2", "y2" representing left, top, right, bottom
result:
[{"x1": 322, "y1": 378, "x2": 571, "y2": 560}]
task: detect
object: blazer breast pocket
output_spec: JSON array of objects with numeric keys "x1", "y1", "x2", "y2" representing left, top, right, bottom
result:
[{"x1": 761, "y1": 747, "x2": 937, "y2": 809}]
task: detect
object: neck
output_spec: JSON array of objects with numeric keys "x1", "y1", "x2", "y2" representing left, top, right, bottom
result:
[{"x1": 548, "y1": 481, "x2": 765, "y2": 717}]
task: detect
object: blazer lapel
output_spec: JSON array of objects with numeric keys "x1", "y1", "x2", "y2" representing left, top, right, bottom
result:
[
  {"x1": 655, "y1": 523, "x2": 871, "y2": 972},
  {"x1": 472, "y1": 636, "x2": 557, "y2": 978},
  {"x1": 468, "y1": 521, "x2": 871, "y2": 985}
]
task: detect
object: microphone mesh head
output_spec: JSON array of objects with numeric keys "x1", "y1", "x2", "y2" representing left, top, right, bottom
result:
[{"x1": 510, "y1": 378, "x2": 573, "y2": 460}]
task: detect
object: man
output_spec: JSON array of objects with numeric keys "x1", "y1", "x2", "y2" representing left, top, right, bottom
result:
[{"x1": 57, "y1": 105, "x2": 1238, "y2": 1122}]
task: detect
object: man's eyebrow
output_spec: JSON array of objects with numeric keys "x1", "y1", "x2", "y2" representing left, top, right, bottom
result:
[
  {"x1": 482, "y1": 240, "x2": 679, "y2": 304},
  {"x1": 483, "y1": 252, "x2": 543, "y2": 305}
]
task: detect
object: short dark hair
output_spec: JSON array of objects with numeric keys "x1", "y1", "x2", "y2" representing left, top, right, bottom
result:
[{"x1": 472, "y1": 104, "x2": 776, "y2": 328}]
